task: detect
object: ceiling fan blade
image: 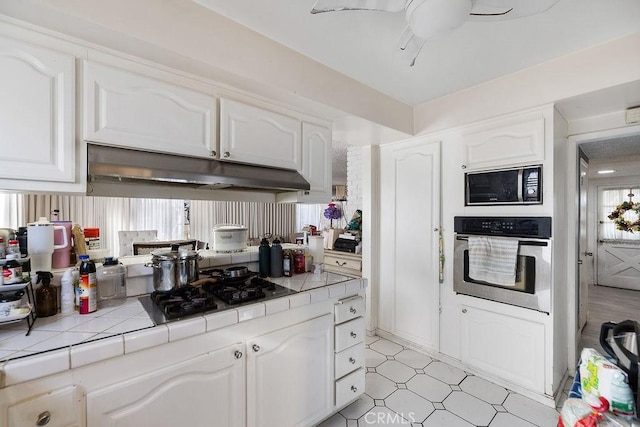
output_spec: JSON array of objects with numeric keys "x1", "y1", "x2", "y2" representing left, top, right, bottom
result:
[
  {"x1": 311, "y1": 0, "x2": 407, "y2": 14},
  {"x1": 469, "y1": 0, "x2": 560, "y2": 20},
  {"x1": 395, "y1": 26, "x2": 426, "y2": 67}
]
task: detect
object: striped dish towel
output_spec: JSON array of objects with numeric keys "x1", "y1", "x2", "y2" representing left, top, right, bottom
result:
[{"x1": 468, "y1": 236, "x2": 519, "y2": 286}]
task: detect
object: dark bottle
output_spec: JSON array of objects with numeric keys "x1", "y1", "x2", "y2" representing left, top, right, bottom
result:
[
  {"x1": 283, "y1": 250, "x2": 292, "y2": 277},
  {"x1": 270, "y1": 238, "x2": 283, "y2": 278},
  {"x1": 17, "y1": 226, "x2": 28, "y2": 256},
  {"x1": 35, "y1": 271, "x2": 57, "y2": 317},
  {"x1": 258, "y1": 237, "x2": 271, "y2": 277},
  {"x1": 294, "y1": 250, "x2": 305, "y2": 274}
]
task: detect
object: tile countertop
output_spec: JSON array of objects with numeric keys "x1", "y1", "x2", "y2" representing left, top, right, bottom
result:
[{"x1": 0, "y1": 270, "x2": 365, "y2": 387}]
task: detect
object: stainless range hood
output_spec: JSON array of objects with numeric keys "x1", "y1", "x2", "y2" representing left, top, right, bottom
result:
[{"x1": 87, "y1": 144, "x2": 310, "y2": 197}]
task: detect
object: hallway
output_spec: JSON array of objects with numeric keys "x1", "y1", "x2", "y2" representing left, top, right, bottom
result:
[{"x1": 579, "y1": 283, "x2": 640, "y2": 355}]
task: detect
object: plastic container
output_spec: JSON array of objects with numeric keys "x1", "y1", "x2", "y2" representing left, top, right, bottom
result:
[
  {"x1": 60, "y1": 268, "x2": 75, "y2": 314},
  {"x1": 35, "y1": 271, "x2": 57, "y2": 317},
  {"x1": 270, "y1": 238, "x2": 283, "y2": 278},
  {"x1": 308, "y1": 236, "x2": 324, "y2": 265},
  {"x1": 97, "y1": 257, "x2": 126, "y2": 308},
  {"x1": 78, "y1": 255, "x2": 97, "y2": 314},
  {"x1": 84, "y1": 228, "x2": 100, "y2": 250},
  {"x1": 258, "y1": 238, "x2": 271, "y2": 278}
]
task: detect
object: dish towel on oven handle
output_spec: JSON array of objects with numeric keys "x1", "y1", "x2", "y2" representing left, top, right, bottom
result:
[{"x1": 468, "y1": 236, "x2": 519, "y2": 286}]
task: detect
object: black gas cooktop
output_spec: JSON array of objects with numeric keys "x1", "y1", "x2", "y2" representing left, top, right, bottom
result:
[{"x1": 139, "y1": 270, "x2": 297, "y2": 325}]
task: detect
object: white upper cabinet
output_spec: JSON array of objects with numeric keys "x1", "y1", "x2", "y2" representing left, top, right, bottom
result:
[
  {"x1": 461, "y1": 112, "x2": 545, "y2": 171},
  {"x1": 220, "y1": 98, "x2": 302, "y2": 171},
  {"x1": 0, "y1": 37, "x2": 79, "y2": 191},
  {"x1": 83, "y1": 61, "x2": 217, "y2": 158}
]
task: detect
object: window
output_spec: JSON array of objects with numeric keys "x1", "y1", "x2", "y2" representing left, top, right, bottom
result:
[{"x1": 599, "y1": 187, "x2": 640, "y2": 241}]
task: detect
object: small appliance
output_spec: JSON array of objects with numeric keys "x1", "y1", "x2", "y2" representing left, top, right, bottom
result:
[{"x1": 465, "y1": 165, "x2": 542, "y2": 206}]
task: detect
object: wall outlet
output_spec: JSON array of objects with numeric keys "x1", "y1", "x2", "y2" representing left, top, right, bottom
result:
[{"x1": 626, "y1": 106, "x2": 640, "y2": 124}]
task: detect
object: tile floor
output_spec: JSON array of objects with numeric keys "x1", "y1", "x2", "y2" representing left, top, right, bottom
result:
[{"x1": 318, "y1": 335, "x2": 564, "y2": 427}]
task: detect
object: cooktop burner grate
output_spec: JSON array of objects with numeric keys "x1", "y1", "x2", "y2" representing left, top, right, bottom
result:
[{"x1": 150, "y1": 285, "x2": 217, "y2": 320}]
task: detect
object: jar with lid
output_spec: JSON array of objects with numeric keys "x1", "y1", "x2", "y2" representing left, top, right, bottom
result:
[
  {"x1": 7, "y1": 239, "x2": 20, "y2": 257},
  {"x1": 3, "y1": 254, "x2": 23, "y2": 284},
  {"x1": 97, "y1": 257, "x2": 126, "y2": 308}
]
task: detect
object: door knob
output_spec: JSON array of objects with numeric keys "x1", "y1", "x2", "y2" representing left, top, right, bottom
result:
[
  {"x1": 252, "y1": 344, "x2": 260, "y2": 352},
  {"x1": 234, "y1": 350, "x2": 243, "y2": 359},
  {"x1": 584, "y1": 252, "x2": 593, "y2": 256},
  {"x1": 223, "y1": 151, "x2": 230, "y2": 158}
]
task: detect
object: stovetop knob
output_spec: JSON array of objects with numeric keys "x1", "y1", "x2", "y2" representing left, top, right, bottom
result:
[{"x1": 252, "y1": 344, "x2": 261, "y2": 353}]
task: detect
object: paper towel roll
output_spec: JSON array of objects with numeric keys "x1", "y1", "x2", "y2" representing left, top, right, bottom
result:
[{"x1": 308, "y1": 236, "x2": 324, "y2": 265}]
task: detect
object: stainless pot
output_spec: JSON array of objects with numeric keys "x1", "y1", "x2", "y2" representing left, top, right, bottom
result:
[
  {"x1": 146, "y1": 247, "x2": 200, "y2": 292},
  {"x1": 211, "y1": 224, "x2": 248, "y2": 253}
]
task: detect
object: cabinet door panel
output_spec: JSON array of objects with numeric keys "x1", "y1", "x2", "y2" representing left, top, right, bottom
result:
[
  {"x1": 379, "y1": 139, "x2": 441, "y2": 351},
  {"x1": 462, "y1": 115, "x2": 544, "y2": 170},
  {"x1": 299, "y1": 122, "x2": 332, "y2": 202},
  {"x1": 8, "y1": 385, "x2": 82, "y2": 427},
  {"x1": 460, "y1": 306, "x2": 545, "y2": 392},
  {"x1": 247, "y1": 314, "x2": 333, "y2": 427},
  {"x1": 0, "y1": 38, "x2": 75, "y2": 184},
  {"x1": 220, "y1": 98, "x2": 301, "y2": 170},
  {"x1": 84, "y1": 61, "x2": 216, "y2": 158},
  {"x1": 86, "y1": 344, "x2": 244, "y2": 427}
]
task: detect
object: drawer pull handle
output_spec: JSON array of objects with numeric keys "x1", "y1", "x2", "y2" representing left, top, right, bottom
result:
[
  {"x1": 350, "y1": 332, "x2": 357, "y2": 339},
  {"x1": 351, "y1": 385, "x2": 358, "y2": 393},
  {"x1": 336, "y1": 261, "x2": 347, "y2": 266},
  {"x1": 234, "y1": 350, "x2": 243, "y2": 359},
  {"x1": 349, "y1": 307, "x2": 357, "y2": 314},
  {"x1": 252, "y1": 344, "x2": 260, "y2": 352},
  {"x1": 37, "y1": 411, "x2": 51, "y2": 426},
  {"x1": 349, "y1": 357, "x2": 356, "y2": 364}
]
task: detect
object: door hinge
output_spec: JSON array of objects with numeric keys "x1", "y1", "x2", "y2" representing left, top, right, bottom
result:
[{"x1": 439, "y1": 304, "x2": 442, "y2": 314}]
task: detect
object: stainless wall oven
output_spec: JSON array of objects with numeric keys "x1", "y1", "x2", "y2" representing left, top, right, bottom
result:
[{"x1": 454, "y1": 216, "x2": 552, "y2": 313}]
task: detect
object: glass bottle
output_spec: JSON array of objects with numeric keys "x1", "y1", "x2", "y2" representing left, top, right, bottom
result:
[{"x1": 35, "y1": 271, "x2": 57, "y2": 317}]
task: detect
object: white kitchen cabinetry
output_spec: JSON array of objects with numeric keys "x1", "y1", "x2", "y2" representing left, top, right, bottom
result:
[
  {"x1": 461, "y1": 112, "x2": 545, "y2": 171},
  {"x1": 299, "y1": 122, "x2": 332, "y2": 201},
  {"x1": 86, "y1": 343, "x2": 245, "y2": 427},
  {"x1": 333, "y1": 296, "x2": 365, "y2": 408},
  {"x1": 460, "y1": 305, "x2": 545, "y2": 393},
  {"x1": 379, "y1": 138, "x2": 441, "y2": 351},
  {"x1": 0, "y1": 36, "x2": 81, "y2": 192},
  {"x1": 7, "y1": 385, "x2": 83, "y2": 427},
  {"x1": 83, "y1": 61, "x2": 217, "y2": 158},
  {"x1": 220, "y1": 98, "x2": 302, "y2": 171},
  {"x1": 247, "y1": 314, "x2": 333, "y2": 427}
]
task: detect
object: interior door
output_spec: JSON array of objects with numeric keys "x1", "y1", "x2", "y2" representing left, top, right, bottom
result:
[
  {"x1": 578, "y1": 157, "x2": 590, "y2": 331},
  {"x1": 379, "y1": 139, "x2": 441, "y2": 351}
]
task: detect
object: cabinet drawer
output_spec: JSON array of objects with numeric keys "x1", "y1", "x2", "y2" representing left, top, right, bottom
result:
[
  {"x1": 335, "y1": 344, "x2": 364, "y2": 379},
  {"x1": 335, "y1": 368, "x2": 365, "y2": 408},
  {"x1": 324, "y1": 255, "x2": 361, "y2": 272},
  {"x1": 8, "y1": 385, "x2": 82, "y2": 427},
  {"x1": 334, "y1": 295, "x2": 365, "y2": 324},
  {"x1": 335, "y1": 317, "x2": 365, "y2": 352}
]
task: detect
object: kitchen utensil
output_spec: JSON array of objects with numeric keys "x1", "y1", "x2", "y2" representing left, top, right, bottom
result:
[
  {"x1": 211, "y1": 224, "x2": 248, "y2": 253},
  {"x1": 226, "y1": 266, "x2": 248, "y2": 278},
  {"x1": 600, "y1": 320, "x2": 640, "y2": 409},
  {"x1": 52, "y1": 220, "x2": 72, "y2": 268},
  {"x1": 146, "y1": 246, "x2": 200, "y2": 292},
  {"x1": 27, "y1": 217, "x2": 68, "y2": 273}
]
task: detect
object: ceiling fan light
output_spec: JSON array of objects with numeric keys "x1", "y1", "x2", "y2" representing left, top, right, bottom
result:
[{"x1": 406, "y1": 0, "x2": 472, "y2": 40}]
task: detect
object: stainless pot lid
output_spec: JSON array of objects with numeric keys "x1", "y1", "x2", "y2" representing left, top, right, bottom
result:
[{"x1": 150, "y1": 247, "x2": 199, "y2": 261}]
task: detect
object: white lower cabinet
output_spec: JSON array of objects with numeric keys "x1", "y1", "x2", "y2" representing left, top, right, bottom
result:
[
  {"x1": 8, "y1": 385, "x2": 83, "y2": 427},
  {"x1": 86, "y1": 343, "x2": 245, "y2": 427},
  {"x1": 333, "y1": 296, "x2": 365, "y2": 408},
  {"x1": 247, "y1": 314, "x2": 333, "y2": 427},
  {"x1": 460, "y1": 305, "x2": 545, "y2": 393}
]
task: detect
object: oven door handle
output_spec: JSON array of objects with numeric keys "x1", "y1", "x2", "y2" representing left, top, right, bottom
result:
[
  {"x1": 455, "y1": 236, "x2": 548, "y2": 246},
  {"x1": 517, "y1": 168, "x2": 524, "y2": 203}
]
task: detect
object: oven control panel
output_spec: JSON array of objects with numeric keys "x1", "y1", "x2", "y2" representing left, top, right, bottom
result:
[{"x1": 454, "y1": 216, "x2": 552, "y2": 238}]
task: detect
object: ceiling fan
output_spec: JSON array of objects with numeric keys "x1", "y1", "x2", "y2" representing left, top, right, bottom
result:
[{"x1": 311, "y1": 0, "x2": 561, "y2": 66}]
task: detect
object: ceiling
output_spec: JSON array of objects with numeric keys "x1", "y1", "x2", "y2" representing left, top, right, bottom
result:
[{"x1": 193, "y1": 0, "x2": 640, "y2": 106}]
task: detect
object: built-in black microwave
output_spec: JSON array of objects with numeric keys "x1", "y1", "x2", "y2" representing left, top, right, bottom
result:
[{"x1": 465, "y1": 165, "x2": 542, "y2": 206}]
